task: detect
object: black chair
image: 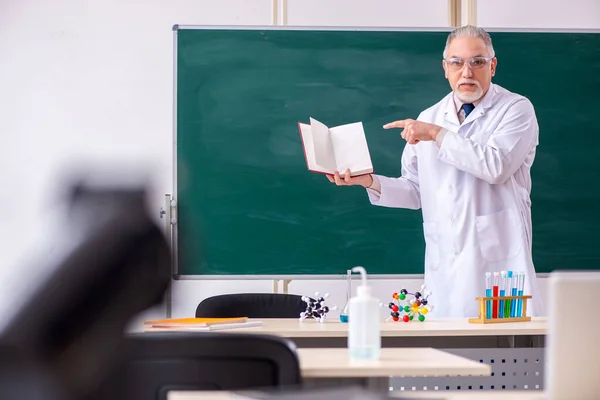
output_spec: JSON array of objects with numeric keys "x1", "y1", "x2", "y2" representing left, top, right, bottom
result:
[
  {"x1": 0, "y1": 180, "x2": 171, "y2": 400},
  {"x1": 195, "y1": 293, "x2": 309, "y2": 319},
  {"x1": 87, "y1": 332, "x2": 302, "y2": 400}
]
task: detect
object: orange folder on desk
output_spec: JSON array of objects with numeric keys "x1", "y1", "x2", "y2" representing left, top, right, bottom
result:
[{"x1": 144, "y1": 317, "x2": 249, "y2": 329}]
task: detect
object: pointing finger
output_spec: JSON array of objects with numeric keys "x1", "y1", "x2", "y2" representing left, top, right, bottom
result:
[{"x1": 383, "y1": 120, "x2": 407, "y2": 129}]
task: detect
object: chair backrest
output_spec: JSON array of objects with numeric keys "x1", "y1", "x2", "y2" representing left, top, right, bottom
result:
[
  {"x1": 195, "y1": 293, "x2": 308, "y2": 318},
  {"x1": 86, "y1": 332, "x2": 302, "y2": 400}
]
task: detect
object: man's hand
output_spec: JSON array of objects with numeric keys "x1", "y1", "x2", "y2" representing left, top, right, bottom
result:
[
  {"x1": 326, "y1": 169, "x2": 373, "y2": 188},
  {"x1": 383, "y1": 119, "x2": 442, "y2": 144}
]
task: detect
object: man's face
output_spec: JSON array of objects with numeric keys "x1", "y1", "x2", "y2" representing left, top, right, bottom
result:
[{"x1": 443, "y1": 36, "x2": 497, "y2": 103}]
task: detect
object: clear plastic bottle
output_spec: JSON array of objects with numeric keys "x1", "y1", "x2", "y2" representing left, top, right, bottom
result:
[{"x1": 348, "y1": 266, "x2": 381, "y2": 360}]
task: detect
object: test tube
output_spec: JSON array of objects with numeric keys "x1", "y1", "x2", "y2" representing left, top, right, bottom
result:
[
  {"x1": 485, "y1": 272, "x2": 492, "y2": 319},
  {"x1": 505, "y1": 271, "x2": 513, "y2": 318},
  {"x1": 492, "y1": 272, "x2": 499, "y2": 319},
  {"x1": 339, "y1": 269, "x2": 351, "y2": 323},
  {"x1": 510, "y1": 271, "x2": 518, "y2": 318},
  {"x1": 517, "y1": 272, "x2": 525, "y2": 317},
  {"x1": 499, "y1": 271, "x2": 507, "y2": 319}
]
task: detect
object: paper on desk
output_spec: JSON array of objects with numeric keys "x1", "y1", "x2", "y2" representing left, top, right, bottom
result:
[{"x1": 179, "y1": 321, "x2": 263, "y2": 331}]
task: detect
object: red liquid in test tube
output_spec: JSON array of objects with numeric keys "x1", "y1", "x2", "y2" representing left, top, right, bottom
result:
[{"x1": 492, "y1": 272, "x2": 499, "y2": 318}]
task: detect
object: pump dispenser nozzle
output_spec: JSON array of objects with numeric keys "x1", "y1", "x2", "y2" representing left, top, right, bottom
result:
[{"x1": 352, "y1": 266, "x2": 371, "y2": 297}]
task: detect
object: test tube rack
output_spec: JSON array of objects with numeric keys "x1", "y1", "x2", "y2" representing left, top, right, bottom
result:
[{"x1": 468, "y1": 295, "x2": 532, "y2": 324}]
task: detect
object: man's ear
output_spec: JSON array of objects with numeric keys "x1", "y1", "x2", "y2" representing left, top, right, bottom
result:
[
  {"x1": 491, "y1": 57, "x2": 498, "y2": 77},
  {"x1": 442, "y1": 60, "x2": 448, "y2": 78}
]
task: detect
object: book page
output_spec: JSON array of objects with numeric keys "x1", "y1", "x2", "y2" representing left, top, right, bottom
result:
[
  {"x1": 309, "y1": 117, "x2": 337, "y2": 173},
  {"x1": 329, "y1": 122, "x2": 373, "y2": 176},
  {"x1": 298, "y1": 123, "x2": 330, "y2": 174}
]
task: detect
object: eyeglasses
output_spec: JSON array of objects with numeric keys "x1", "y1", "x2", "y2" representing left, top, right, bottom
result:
[{"x1": 443, "y1": 56, "x2": 494, "y2": 71}]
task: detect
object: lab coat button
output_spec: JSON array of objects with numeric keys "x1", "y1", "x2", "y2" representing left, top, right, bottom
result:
[{"x1": 455, "y1": 251, "x2": 459, "y2": 256}]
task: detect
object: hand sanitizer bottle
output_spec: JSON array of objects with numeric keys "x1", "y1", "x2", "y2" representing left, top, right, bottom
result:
[{"x1": 348, "y1": 266, "x2": 381, "y2": 360}]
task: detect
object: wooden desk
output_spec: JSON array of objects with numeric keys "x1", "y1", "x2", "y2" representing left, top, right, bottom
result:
[
  {"x1": 146, "y1": 318, "x2": 544, "y2": 392},
  {"x1": 169, "y1": 390, "x2": 542, "y2": 400},
  {"x1": 297, "y1": 347, "x2": 490, "y2": 379},
  {"x1": 144, "y1": 318, "x2": 547, "y2": 337},
  {"x1": 145, "y1": 318, "x2": 547, "y2": 348},
  {"x1": 397, "y1": 392, "x2": 543, "y2": 399},
  {"x1": 166, "y1": 347, "x2": 490, "y2": 396}
]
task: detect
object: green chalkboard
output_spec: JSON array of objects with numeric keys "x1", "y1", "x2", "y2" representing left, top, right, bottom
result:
[{"x1": 174, "y1": 27, "x2": 600, "y2": 277}]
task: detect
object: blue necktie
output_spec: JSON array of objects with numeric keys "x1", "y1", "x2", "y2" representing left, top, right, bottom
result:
[{"x1": 461, "y1": 103, "x2": 475, "y2": 117}]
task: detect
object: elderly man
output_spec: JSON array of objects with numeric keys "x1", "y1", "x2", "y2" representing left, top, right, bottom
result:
[{"x1": 327, "y1": 25, "x2": 543, "y2": 318}]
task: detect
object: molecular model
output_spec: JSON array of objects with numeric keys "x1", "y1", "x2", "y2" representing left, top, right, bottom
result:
[
  {"x1": 384, "y1": 285, "x2": 434, "y2": 322},
  {"x1": 300, "y1": 292, "x2": 337, "y2": 323}
]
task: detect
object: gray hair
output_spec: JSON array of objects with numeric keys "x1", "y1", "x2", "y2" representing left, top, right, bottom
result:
[{"x1": 443, "y1": 25, "x2": 495, "y2": 59}]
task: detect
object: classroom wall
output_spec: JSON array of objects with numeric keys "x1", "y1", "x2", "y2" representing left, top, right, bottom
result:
[
  {"x1": 1, "y1": 0, "x2": 598, "y2": 329},
  {"x1": 471, "y1": 0, "x2": 600, "y2": 29}
]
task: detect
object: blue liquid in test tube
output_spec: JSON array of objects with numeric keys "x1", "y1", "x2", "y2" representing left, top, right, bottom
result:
[
  {"x1": 510, "y1": 271, "x2": 518, "y2": 318},
  {"x1": 517, "y1": 272, "x2": 525, "y2": 317},
  {"x1": 485, "y1": 272, "x2": 492, "y2": 319}
]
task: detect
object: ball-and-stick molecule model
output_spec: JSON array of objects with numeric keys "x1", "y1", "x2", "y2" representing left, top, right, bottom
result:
[
  {"x1": 385, "y1": 285, "x2": 434, "y2": 322},
  {"x1": 300, "y1": 292, "x2": 337, "y2": 323}
]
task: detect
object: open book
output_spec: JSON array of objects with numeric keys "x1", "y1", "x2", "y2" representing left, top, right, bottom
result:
[{"x1": 298, "y1": 117, "x2": 373, "y2": 178}]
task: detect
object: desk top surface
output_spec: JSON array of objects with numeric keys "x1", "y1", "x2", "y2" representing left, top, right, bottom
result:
[
  {"x1": 394, "y1": 392, "x2": 543, "y2": 399},
  {"x1": 169, "y1": 390, "x2": 542, "y2": 400},
  {"x1": 297, "y1": 347, "x2": 490, "y2": 378},
  {"x1": 145, "y1": 317, "x2": 547, "y2": 337}
]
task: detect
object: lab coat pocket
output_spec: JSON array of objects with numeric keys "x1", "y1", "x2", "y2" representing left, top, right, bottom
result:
[
  {"x1": 423, "y1": 222, "x2": 440, "y2": 271},
  {"x1": 475, "y1": 208, "x2": 523, "y2": 263}
]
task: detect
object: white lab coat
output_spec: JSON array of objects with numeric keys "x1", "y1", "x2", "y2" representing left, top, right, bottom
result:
[{"x1": 368, "y1": 83, "x2": 544, "y2": 318}]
